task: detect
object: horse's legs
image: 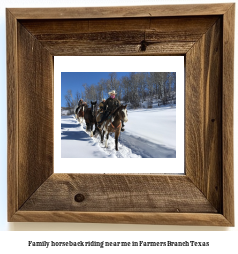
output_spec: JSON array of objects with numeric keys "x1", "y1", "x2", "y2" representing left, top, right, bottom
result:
[
  {"x1": 105, "y1": 132, "x2": 109, "y2": 148},
  {"x1": 115, "y1": 134, "x2": 118, "y2": 151},
  {"x1": 93, "y1": 126, "x2": 97, "y2": 136},
  {"x1": 115, "y1": 130, "x2": 120, "y2": 151},
  {"x1": 90, "y1": 123, "x2": 93, "y2": 137},
  {"x1": 93, "y1": 123, "x2": 100, "y2": 137},
  {"x1": 101, "y1": 130, "x2": 105, "y2": 143}
]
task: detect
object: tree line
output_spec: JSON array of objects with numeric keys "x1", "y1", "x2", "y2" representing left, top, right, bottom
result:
[{"x1": 64, "y1": 72, "x2": 176, "y2": 109}]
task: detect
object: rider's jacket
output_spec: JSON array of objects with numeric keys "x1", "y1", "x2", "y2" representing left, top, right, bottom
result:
[
  {"x1": 103, "y1": 97, "x2": 120, "y2": 113},
  {"x1": 99, "y1": 101, "x2": 105, "y2": 112}
]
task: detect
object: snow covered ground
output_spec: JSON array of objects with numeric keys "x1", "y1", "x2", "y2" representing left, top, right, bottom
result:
[
  {"x1": 61, "y1": 115, "x2": 140, "y2": 158},
  {"x1": 61, "y1": 110, "x2": 69, "y2": 115},
  {"x1": 61, "y1": 105, "x2": 176, "y2": 158}
]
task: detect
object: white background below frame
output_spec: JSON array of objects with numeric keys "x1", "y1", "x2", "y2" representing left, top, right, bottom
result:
[{"x1": 54, "y1": 56, "x2": 184, "y2": 174}]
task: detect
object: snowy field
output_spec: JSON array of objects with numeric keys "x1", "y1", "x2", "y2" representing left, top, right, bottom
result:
[{"x1": 61, "y1": 105, "x2": 176, "y2": 158}]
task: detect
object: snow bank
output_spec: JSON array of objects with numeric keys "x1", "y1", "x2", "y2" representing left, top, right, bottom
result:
[
  {"x1": 61, "y1": 115, "x2": 140, "y2": 158},
  {"x1": 61, "y1": 105, "x2": 176, "y2": 158},
  {"x1": 125, "y1": 105, "x2": 176, "y2": 149}
]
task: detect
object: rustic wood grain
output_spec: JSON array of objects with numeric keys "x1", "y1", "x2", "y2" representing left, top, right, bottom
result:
[
  {"x1": 6, "y1": 4, "x2": 234, "y2": 225},
  {"x1": 11, "y1": 211, "x2": 232, "y2": 226},
  {"x1": 20, "y1": 17, "x2": 218, "y2": 56},
  {"x1": 222, "y1": 4, "x2": 235, "y2": 226},
  {"x1": 6, "y1": 9, "x2": 18, "y2": 221},
  {"x1": 20, "y1": 174, "x2": 217, "y2": 213},
  {"x1": 38, "y1": 41, "x2": 193, "y2": 56},
  {"x1": 18, "y1": 23, "x2": 54, "y2": 208},
  {"x1": 20, "y1": 16, "x2": 218, "y2": 34},
  {"x1": 20, "y1": 18, "x2": 149, "y2": 34},
  {"x1": 8, "y1": 4, "x2": 233, "y2": 19},
  {"x1": 186, "y1": 18, "x2": 222, "y2": 212}
]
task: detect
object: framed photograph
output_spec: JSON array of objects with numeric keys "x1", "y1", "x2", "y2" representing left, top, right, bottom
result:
[
  {"x1": 55, "y1": 56, "x2": 184, "y2": 174},
  {"x1": 7, "y1": 3, "x2": 234, "y2": 225}
]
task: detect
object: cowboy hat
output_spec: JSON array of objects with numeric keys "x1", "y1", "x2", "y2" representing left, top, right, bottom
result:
[{"x1": 108, "y1": 90, "x2": 117, "y2": 95}]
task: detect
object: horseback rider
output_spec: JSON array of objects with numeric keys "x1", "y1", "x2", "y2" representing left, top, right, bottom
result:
[
  {"x1": 75, "y1": 99, "x2": 83, "y2": 115},
  {"x1": 78, "y1": 98, "x2": 84, "y2": 107},
  {"x1": 97, "y1": 90, "x2": 125, "y2": 131},
  {"x1": 99, "y1": 99, "x2": 106, "y2": 112}
]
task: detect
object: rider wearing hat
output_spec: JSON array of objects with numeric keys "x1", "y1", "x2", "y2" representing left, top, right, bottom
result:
[
  {"x1": 99, "y1": 98, "x2": 106, "y2": 113},
  {"x1": 75, "y1": 98, "x2": 83, "y2": 114},
  {"x1": 97, "y1": 90, "x2": 125, "y2": 131},
  {"x1": 78, "y1": 98, "x2": 84, "y2": 107},
  {"x1": 78, "y1": 99, "x2": 83, "y2": 105}
]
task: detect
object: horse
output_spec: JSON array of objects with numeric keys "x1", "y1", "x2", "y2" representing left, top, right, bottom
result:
[
  {"x1": 84, "y1": 101, "x2": 98, "y2": 137},
  {"x1": 95, "y1": 105, "x2": 128, "y2": 151},
  {"x1": 77, "y1": 102, "x2": 87, "y2": 123},
  {"x1": 74, "y1": 105, "x2": 80, "y2": 120}
]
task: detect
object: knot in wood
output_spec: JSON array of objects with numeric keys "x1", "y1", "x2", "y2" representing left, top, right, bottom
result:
[
  {"x1": 140, "y1": 40, "x2": 148, "y2": 52},
  {"x1": 74, "y1": 193, "x2": 85, "y2": 202}
]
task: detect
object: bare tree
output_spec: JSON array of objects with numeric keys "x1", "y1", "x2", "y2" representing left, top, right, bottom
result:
[
  {"x1": 89, "y1": 84, "x2": 97, "y2": 101},
  {"x1": 75, "y1": 90, "x2": 81, "y2": 104},
  {"x1": 97, "y1": 79, "x2": 105, "y2": 101},
  {"x1": 129, "y1": 72, "x2": 140, "y2": 108},
  {"x1": 121, "y1": 75, "x2": 130, "y2": 103},
  {"x1": 64, "y1": 90, "x2": 75, "y2": 108},
  {"x1": 137, "y1": 72, "x2": 147, "y2": 103},
  {"x1": 82, "y1": 83, "x2": 90, "y2": 103},
  {"x1": 109, "y1": 72, "x2": 119, "y2": 89},
  {"x1": 117, "y1": 79, "x2": 123, "y2": 101},
  {"x1": 146, "y1": 73, "x2": 154, "y2": 108},
  {"x1": 78, "y1": 71, "x2": 176, "y2": 109}
]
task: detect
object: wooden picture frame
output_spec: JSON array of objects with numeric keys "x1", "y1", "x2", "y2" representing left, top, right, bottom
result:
[{"x1": 7, "y1": 3, "x2": 234, "y2": 226}]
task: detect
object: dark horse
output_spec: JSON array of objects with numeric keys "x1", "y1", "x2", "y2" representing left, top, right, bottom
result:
[
  {"x1": 95, "y1": 105, "x2": 128, "y2": 151},
  {"x1": 84, "y1": 101, "x2": 98, "y2": 137}
]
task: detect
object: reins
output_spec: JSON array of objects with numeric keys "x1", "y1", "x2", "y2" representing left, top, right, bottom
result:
[{"x1": 111, "y1": 121, "x2": 121, "y2": 130}]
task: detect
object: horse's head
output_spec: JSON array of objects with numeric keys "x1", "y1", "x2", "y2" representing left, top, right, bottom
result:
[
  {"x1": 91, "y1": 101, "x2": 97, "y2": 116},
  {"x1": 119, "y1": 105, "x2": 128, "y2": 122}
]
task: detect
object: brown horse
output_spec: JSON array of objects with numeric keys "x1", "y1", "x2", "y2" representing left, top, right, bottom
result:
[
  {"x1": 95, "y1": 105, "x2": 128, "y2": 151},
  {"x1": 77, "y1": 102, "x2": 87, "y2": 123},
  {"x1": 84, "y1": 101, "x2": 98, "y2": 137}
]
